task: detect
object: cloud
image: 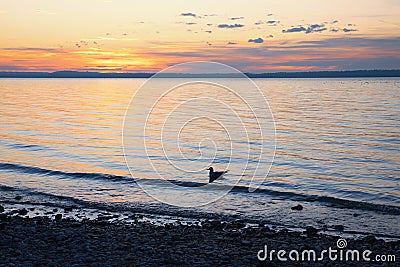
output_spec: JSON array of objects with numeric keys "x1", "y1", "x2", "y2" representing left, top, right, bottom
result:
[
  {"x1": 180, "y1": 12, "x2": 196, "y2": 17},
  {"x1": 3, "y1": 36, "x2": 398, "y2": 73},
  {"x1": 305, "y1": 24, "x2": 327, "y2": 34},
  {"x1": 185, "y1": 22, "x2": 197, "y2": 25},
  {"x1": 269, "y1": 57, "x2": 400, "y2": 70},
  {"x1": 282, "y1": 26, "x2": 306, "y2": 33},
  {"x1": 330, "y1": 28, "x2": 340, "y2": 32},
  {"x1": 218, "y1": 23, "x2": 244, "y2": 29},
  {"x1": 34, "y1": 9, "x2": 56, "y2": 15},
  {"x1": 331, "y1": 20, "x2": 339, "y2": 24},
  {"x1": 343, "y1": 28, "x2": 357, "y2": 32},
  {"x1": 227, "y1": 42, "x2": 237, "y2": 45},
  {"x1": 282, "y1": 24, "x2": 327, "y2": 34},
  {"x1": 266, "y1": 20, "x2": 280, "y2": 25},
  {"x1": 0, "y1": 65, "x2": 27, "y2": 71},
  {"x1": 230, "y1": 17, "x2": 244, "y2": 20},
  {"x1": 267, "y1": 13, "x2": 273, "y2": 16},
  {"x1": 248, "y1": 37, "x2": 264, "y2": 43},
  {"x1": 312, "y1": 27, "x2": 327, "y2": 33},
  {"x1": 267, "y1": 34, "x2": 274, "y2": 38},
  {"x1": 294, "y1": 37, "x2": 400, "y2": 50},
  {"x1": 255, "y1": 20, "x2": 264, "y2": 25},
  {"x1": 205, "y1": 30, "x2": 212, "y2": 34},
  {"x1": 2, "y1": 47, "x2": 60, "y2": 52}
]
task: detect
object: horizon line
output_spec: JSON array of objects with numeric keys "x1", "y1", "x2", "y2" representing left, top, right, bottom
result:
[{"x1": 0, "y1": 69, "x2": 399, "y2": 78}]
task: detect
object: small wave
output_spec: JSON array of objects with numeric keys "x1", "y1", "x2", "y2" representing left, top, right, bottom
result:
[{"x1": 0, "y1": 162, "x2": 129, "y2": 182}]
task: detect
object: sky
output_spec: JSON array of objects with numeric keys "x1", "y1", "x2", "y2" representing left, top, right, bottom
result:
[{"x1": 1, "y1": 0, "x2": 399, "y2": 72}]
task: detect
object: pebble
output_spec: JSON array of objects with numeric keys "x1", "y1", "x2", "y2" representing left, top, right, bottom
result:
[
  {"x1": 334, "y1": 225, "x2": 344, "y2": 231},
  {"x1": 362, "y1": 235, "x2": 377, "y2": 244},
  {"x1": 17, "y1": 209, "x2": 29, "y2": 216},
  {"x1": 64, "y1": 207, "x2": 73, "y2": 212},
  {"x1": 304, "y1": 226, "x2": 319, "y2": 236},
  {"x1": 291, "y1": 204, "x2": 303, "y2": 210},
  {"x1": 0, "y1": 205, "x2": 396, "y2": 266},
  {"x1": 241, "y1": 240, "x2": 251, "y2": 245},
  {"x1": 228, "y1": 219, "x2": 246, "y2": 228}
]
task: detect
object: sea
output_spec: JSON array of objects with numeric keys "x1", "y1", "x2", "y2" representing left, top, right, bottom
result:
[{"x1": 0, "y1": 78, "x2": 399, "y2": 238}]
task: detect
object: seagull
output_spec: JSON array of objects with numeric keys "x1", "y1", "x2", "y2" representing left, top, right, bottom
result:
[{"x1": 207, "y1": 167, "x2": 228, "y2": 183}]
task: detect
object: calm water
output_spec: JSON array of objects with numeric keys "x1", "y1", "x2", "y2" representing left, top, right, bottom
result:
[{"x1": 0, "y1": 78, "x2": 399, "y2": 236}]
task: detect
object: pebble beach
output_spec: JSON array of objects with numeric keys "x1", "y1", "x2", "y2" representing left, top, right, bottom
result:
[{"x1": 1, "y1": 202, "x2": 398, "y2": 267}]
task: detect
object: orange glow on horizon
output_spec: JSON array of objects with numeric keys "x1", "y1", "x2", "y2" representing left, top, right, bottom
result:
[{"x1": 1, "y1": 41, "x2": 398, "y2": 73}]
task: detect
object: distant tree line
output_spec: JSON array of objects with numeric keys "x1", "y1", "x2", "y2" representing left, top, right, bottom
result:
[
  {"x1": 246, "y1": 70, "x2": 400, "y2": 78},
  {"x1": 0, "y1": 69, "x2": 399, "y2": 78}
]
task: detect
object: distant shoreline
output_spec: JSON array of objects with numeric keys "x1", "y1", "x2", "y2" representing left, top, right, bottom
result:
[{"x1": 0, "y1": 70, "x2": 399, "y2": 78}]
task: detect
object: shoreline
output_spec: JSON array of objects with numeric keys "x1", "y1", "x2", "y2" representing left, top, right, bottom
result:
[
  {"x1": 1, "y1": 184, "x2": 400, "y2": 241},
  {"x1": 0, "y1": 204, "x2": 399, "y2": 266}
]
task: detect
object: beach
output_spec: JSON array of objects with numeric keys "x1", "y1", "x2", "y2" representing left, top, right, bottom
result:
[
  {"x1": 1, "y1": 0, "x2": 400, "y2": 265},
  {"x1": 1, "y1": 199, "x2": 399, "y2": 267}
]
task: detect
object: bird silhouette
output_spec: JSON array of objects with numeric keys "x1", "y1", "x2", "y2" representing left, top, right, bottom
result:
[{"x1": 207, "y1": 167, "x2": 228, "y2": 183}]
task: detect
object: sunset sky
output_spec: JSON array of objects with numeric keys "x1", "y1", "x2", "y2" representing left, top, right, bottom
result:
[{"x1": 1, "y1": 0, "x2": 400, "y2": 72}]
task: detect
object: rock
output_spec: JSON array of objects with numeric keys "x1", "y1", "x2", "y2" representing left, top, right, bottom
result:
[
  {"x1": 15, "y1": 195, "x2": 22, "y2": 200},
  {"x1": 53, "y1": 208, "x2": 58, "y2": 212},
  {"x1": 362, "y1": 235, "x2": 377, "y2": 244},
  {"x1": 98, "y1": 215, "x2": 112, "y2": 221},
  {"x1": 29, "y1": 208, "x2": 35, "y2": 211},
  {"x1": 55, "y1": 214, "x2": 62, "y2": 220},
  {"x1": 227, "y1": 219, "x2": 246, "y2": 229},
  {"x1": 304, "y1": 226, "x2": 319, "y2": 236},
  {"x1": 261, "y1": 231, "x2": 275, "y2": 237},
  {"x1": 227, "y1": 231, "x2": 241, "y2": 237},
  {"x1": 64, "y1": 206, "x2": 73, "y2": 212},
  {"x1": 242, "y1": 255, "x2": 253, "y2": 262},
  {"x1": 241, "y1": 240, "x2": 252, "y2": 245},
  {"x1": 0, "y1": 205, "x2": 4, "y2": 213},
  {"x1": 202, "y1": 220, "x2": 221, "y2": 229},
  {"x1": 279, "y1": 228, "x2": 289, "y2": 234},
  {"x1": 260, "y1": 225, "x2": 271, "y2": 232},
  {"x1": 334, "y1": 225, "x2": 344, "y2": 231},
  {"x1": 17, "y1": 208, "x2": 28, "y2": 216},
  {"x1": 291, "y1": 204, "x2": 303, "y2": 211}
]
